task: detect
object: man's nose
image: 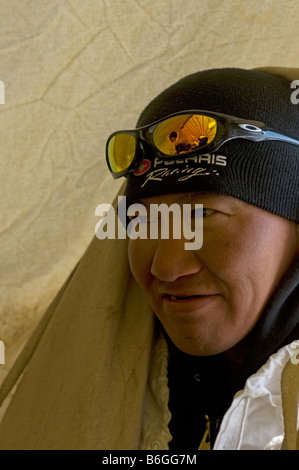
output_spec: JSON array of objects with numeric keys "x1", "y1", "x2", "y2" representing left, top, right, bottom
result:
[{"x1": 150, "y1": 238, "x2": 202, "y2": 282}]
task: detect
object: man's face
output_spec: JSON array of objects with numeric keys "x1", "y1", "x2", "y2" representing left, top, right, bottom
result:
[{"x1": 128, "y1": 193, "x2": 299, "y2": 356}]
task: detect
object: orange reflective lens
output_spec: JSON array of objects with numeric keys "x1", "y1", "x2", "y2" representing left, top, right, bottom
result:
[
  {"x1": 107, "y1": 133, "x2": 136, "y2": 173},
  {"x1": 152, "y1": 114, "x2": 217, "y2": 155}
]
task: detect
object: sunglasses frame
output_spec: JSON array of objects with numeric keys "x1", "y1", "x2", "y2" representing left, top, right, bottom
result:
[{"x1": 106, "y1": 109, "x2": 299, "y2": 179}]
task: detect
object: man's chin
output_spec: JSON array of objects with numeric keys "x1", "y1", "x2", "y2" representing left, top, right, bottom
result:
[{"x1": 165, "y1": 331, "x2": 233, "y2": 357}]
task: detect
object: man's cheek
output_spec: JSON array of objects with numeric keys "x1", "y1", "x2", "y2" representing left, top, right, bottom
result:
[{"x1": 128, "y1": 241, "x2": 151, "y2": 285}]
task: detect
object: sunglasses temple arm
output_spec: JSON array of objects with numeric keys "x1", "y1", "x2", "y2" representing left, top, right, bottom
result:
[
  {"x1": 229, "y1": 125, "x2": 299, "y2": 148},
  {"x1": 261, "y1": 130, "x2": 299, "y2": 147}
]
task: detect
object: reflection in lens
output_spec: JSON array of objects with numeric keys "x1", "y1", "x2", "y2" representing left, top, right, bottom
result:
[{"x1": 153, "y1": 114, "x2": 217, "y2": 155}]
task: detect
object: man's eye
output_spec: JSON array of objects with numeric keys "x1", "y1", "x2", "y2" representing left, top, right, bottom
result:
[
  {"x1": 190, "y1": 208, "x2": 215, "y2": 218},
  {"x1": 203, "y1": 208, "x2": 215, "y2": 217}
]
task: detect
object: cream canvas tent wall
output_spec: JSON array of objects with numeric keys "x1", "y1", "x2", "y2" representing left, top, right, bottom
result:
[{"x1": 0, "y1": 0, "x2": 298, "y2": 398}]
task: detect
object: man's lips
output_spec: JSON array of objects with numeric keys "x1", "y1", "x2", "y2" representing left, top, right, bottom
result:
[
  {"x1": 164, "y1": 294, "x2": 207, "y2": 302},
  {"x1": 162, "y1": 290, "x2": 218, "y2": 301},
  {"x1": 161, "y1": 292, "x2": 220, "y2": 313}
]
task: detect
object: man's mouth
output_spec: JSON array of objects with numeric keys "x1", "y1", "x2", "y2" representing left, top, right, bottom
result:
[
  {"x1": 165, "y1": 294, "x2": 206, "y2": 302},
  {"x1": 161, "y1": 292, "x2": 219, "y2": 313}
]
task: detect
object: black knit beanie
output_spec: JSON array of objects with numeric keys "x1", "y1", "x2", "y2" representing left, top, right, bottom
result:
[{"x1": 124, "y1": 68, "x2": 299, "y2": 222}]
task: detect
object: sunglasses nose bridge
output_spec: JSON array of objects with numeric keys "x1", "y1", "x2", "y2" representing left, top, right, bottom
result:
[
  {"x1": 136, "y1": 127, "x2": 157, "y2": 155},
  {"x1": 137, "y1": 135, "x2": 155, "y2": 159}
]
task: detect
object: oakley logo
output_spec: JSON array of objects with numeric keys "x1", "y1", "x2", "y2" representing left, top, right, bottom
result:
[
  {"x1": 238, "y1": 123, "x2": 262, "y2": 132},
  {"x1": 134, "y1": 159, "x2": 151, "y2": 176},
  {"x1": 290, "y1": 80, "x2": 299, "y2": 105}
]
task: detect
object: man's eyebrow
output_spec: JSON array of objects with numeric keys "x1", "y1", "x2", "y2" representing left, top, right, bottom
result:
[
  {"x1": 187, "y1": 192, "x2": 238, "y2": 205},
  {"x1": 134, "y1": 193, "x2": 238, "y2": 208},
  {"x1": 186, "y1": 192, "x2": 217, "y2": 202}
]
